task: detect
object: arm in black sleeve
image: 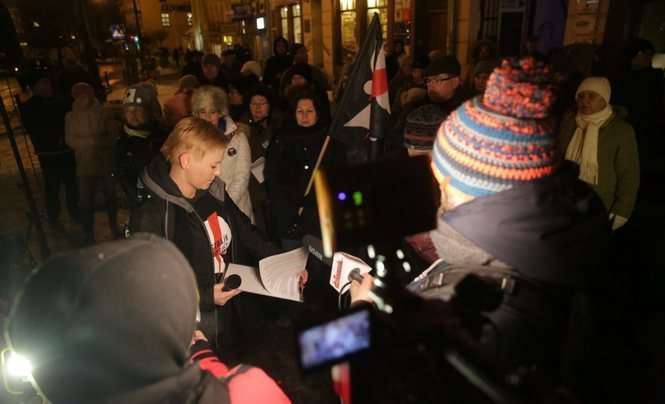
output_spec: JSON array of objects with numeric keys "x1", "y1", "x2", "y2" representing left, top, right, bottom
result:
[{"x1": 226, "y1": 192, "x2": 282, "y2": 260}]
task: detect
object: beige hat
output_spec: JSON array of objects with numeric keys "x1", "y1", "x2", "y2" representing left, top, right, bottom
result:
[{"x1": 575, "y1": 76, "x2": 611, "y2": 104}]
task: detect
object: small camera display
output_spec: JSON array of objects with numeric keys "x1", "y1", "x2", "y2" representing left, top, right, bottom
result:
[{"x1": 298, "y1": 308, "x2": 371, "y2": 370}]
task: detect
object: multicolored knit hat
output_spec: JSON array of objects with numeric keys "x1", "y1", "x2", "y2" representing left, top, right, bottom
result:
[
  {"x1": 432, "y1": 57, "x2": 558, "y2": 197},
  {"x1": 404, "y1": 104, "x2": 446, "y2": 150}
]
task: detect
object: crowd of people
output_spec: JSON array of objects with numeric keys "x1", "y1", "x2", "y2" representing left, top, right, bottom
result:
[{"x1": 5, "y1": 36, "x2": 663, "y2": 403}]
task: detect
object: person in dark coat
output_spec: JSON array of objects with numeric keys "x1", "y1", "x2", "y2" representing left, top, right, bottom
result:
[
  {"x1": 181, "y1": 50, "x2": 203, "y2": 78},
  {"x1": 132, "y1": 117, "x2": 306, "y2": 363},
  {"x1": 240, "y1": 85, "x2": 283, "y2": 239},
  {"x1": 198, "y1": 53, "x2": 230, "y2": 90},
  {"x1": 56, "y1": 47, "x2": 104, "y2": 109},
  {"x1": 425, "y1": 58, "x2": 610, "y2": 386},
  {"x1": 113, "y1": 83, "x2": 167, "y2": 228},
  {"x1": 387, "y1": 55, "x2": 466, "y2": 155},
  {"x1": 19, "y1": 74, "x2": 79, "y2": 225},
  {"x1": 5, "y1": 236, "x2": 291, "y2": 404},
  {"x1": 265, "y1": 89, "x2": 338, "y2": 248},
  {"x1": 262, "y1": 37, "x2": 292, "y2": 94},
  {"x1": 612, "y1": 38, "x2": 665, "y2": 178}
]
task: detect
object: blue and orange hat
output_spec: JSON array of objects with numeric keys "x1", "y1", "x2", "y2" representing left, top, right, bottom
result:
[{"x1": 432, "y1": 57, "x2": 558, "y2": 197}]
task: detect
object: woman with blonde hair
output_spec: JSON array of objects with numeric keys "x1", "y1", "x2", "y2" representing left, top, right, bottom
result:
[{"x1": 191, "y1": 85, "x2": 254, "y2": 220}]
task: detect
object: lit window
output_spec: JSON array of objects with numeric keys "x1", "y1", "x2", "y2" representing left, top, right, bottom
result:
[
  {"x1": 161, "y1": 13, "x2": 171, "y2": 27},
  {"x1": 292, "y1": 4, "x2": 302, "y2": 43},
  {"x1": 187, "y1": 12, "x2": 193, "y2": 27},
  {"x1": 367, "y1": 0, "x2": 387, "y2": 39},
  {"x1": 280, "y1": 6, "x2": 289, "y2": 39},
  {"x1": 339, "y1": 0, "x2": 357, "y2": 56}
]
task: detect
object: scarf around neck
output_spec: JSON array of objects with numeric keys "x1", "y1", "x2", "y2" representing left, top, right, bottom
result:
[{"x1": 565, "y1": 105, "x2": 613, "y2": 185}]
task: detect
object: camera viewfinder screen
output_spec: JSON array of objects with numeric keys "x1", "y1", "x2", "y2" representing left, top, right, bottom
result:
[{"x1": 299, "y1": 309, "x2": 370, "y2": 369}]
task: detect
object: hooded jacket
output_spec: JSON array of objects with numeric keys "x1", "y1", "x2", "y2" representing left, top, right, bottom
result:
[
  {"x1": 427, "y1": 163, "x2": 611, "y2": 372},
  {"x1": 5, "y1": 236, "x2": 290, "y2": 404},
  {"x1": 132, "y1": 155, "x2": 279, "y2": 315},
  {"x1": 438, "y1": 162, "x2": 610, "y2": 288}
]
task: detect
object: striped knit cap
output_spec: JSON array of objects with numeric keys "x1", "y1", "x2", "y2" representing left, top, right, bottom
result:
[
  {"x1": 404, "y1": 104, "x2": 446, "y2": 150},
  {"x1": 432, "y1": 57, "x2": 558, "y2": 197}
]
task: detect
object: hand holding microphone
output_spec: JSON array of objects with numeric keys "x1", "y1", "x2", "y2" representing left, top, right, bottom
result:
[
  {"x1": 349, "y1": 269, "x2": 375, "y2": 305},
  {"x1": 214, "y1": 274, "x2": 242, "y2": 306}
]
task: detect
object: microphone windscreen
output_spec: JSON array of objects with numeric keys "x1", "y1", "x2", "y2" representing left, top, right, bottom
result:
[{"x1": 222, "y1": 274, "x2": 242, "y2": 291}]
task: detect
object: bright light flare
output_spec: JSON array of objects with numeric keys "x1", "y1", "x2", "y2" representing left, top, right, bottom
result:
[{"x1": 6, "y1": 353, "x2": 33, "y2": 378}]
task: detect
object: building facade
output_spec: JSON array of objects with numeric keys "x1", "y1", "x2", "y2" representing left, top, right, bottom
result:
[
  {"x1": 187, "y1": 0, "x2": 663, "y2": 82},
  {"x1": 121, "y1": 0, "x2": 193, "y2": 51}
]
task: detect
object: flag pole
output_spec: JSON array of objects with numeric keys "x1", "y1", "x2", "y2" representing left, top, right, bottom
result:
[
  {"x1": 296, "y1": 134, "x2": 331, "y2": 216},
  {"x1": 290, "y1": 14, "x2": 384, "y2": 227}
]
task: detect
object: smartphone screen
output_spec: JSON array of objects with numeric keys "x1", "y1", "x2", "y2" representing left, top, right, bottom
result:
[{"x1": 298, "y1": 308, "x2": 370, "y2": 370}]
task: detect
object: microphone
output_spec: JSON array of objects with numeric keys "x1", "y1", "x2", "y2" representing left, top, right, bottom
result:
[
  {"x1": 222, "y1": 274, "x2": 242, "y2": 291},
  {"x1": 302, "y1": 234, "x2": 333, "y2": 266},
  {"x1": 330, "y1": 252, "x2": 371, "y2": 292},
  {"x1": 348, "y1": 268, "x2": 364, "y2": 283}
]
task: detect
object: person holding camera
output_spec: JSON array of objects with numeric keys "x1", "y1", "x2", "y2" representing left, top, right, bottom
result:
[
  {"x1": 5, "y1": 236, "x2": 291, "y2": 404},
  {"x1": 131, "y1": 117, "x2": 305, "y2": 363},
  {"x1": 427, "y1": 58, "x2": 611, "y2": 381}
]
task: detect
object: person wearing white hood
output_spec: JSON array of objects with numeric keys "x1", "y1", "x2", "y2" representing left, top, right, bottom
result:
[{"x1": 559, "y1": 77, "x2": 640, "y2": 230}]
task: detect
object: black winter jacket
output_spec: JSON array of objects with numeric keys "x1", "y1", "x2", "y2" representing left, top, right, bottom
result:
[{"x1": 132, "y1": 155, "x2": 280, "y2": 314}]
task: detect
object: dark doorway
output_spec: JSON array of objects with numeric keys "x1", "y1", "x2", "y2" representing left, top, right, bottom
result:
[{"x1": 499, "y1": 12, "x2": 524, "y2": 57}]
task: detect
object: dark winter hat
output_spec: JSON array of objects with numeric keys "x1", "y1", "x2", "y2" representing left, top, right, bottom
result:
[
  {"x1": 5, "y1": 235, "x2": 198, "y2": 404},
  {"x1": 432, "y1": 57, "x2": 558, "y2": 197},
  {"x1": 123, "y1": 82, "x2": 162, "y2": 122},
  {"x1": 202, "y1": 53, "x2": 222, "y2": 67},
  {"x1": 247, "y1": 83, "x2": 272, "y2": 104},
  {"x1": 288, "y1": 62, "x2": 313, "y2": 83},
  {"x1": 404, "y1": 104, "x2": 446, "y2": 151},
  {"x1": 424, "y1": 55, "x2": 461, "y2": 77},
  {"x1": 473, "y1": 59, "x2": 499, "y2": 76}
]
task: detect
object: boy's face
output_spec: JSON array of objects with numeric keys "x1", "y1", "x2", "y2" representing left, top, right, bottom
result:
[
  {"x1": 182, "y1": 148, "x2": 225, "y2": 191},
  {"x1": 124, "y1": 106, "x2": 147, "y2": 127}
]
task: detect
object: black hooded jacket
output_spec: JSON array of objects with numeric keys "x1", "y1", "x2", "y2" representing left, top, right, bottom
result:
[
  {"x1": 430, "y1": 163, "x2": 611, "y2": 374},
  {"x1": 132, "y1": 155, "x2": 279, "y2": 314},
  {"x1": 442, "y1": 162, "x2": 610, "y2": 289},
  {"x1": 6, "y1": 236, "x2": 290, "y2": 404}
]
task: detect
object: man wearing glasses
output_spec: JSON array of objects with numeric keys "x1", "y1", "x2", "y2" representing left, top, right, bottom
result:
[{"x1": 391, "y1": 55, "x2": 466, "y2": 156}]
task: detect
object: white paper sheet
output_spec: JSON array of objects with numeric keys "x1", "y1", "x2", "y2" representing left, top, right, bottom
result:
[
  {"x1": 220, "y1": 248, "x2": 307, "y2": 302},
  {"x1": 259, "y1": 247, "x2": 308, "y2": 302},
  {"x1": 224, "y1": 264, "x2": 273, "y2": 298},
  {"x1": 251, "y1": 157, "x2": 266, "y2": 184}
]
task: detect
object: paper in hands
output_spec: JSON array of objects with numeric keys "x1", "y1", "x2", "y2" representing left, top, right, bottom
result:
[
  {"x1": 224, "y1": 247, "x2": 308, "y2": 302},
  {"x1": 330, "y1": 252, "x2": 372, "y2": 292}
]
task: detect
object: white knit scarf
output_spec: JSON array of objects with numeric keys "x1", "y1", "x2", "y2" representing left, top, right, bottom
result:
[{"x1": 565, "y1": 105, "x2": 613, "y2": 185}]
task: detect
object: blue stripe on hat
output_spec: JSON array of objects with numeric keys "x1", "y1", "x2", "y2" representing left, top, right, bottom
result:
[
  {"x1": 444, "y1": 114, "x2": 554, "y2": 170},
  {"x1": 455, "y1": 98, "x2": 554, "y2": 146},
  {"x1": 432, "y1": 136, "x2": 513, "y2": 197}
]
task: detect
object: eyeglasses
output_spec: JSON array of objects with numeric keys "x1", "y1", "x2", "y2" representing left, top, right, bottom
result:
[{"x1": 425, "y1": 75, "x2": 458, "y2": 85}]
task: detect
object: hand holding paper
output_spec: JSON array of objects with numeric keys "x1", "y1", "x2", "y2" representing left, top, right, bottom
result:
[{"x1": 223, "y1": 248, "x2": 309, "y2": 302}]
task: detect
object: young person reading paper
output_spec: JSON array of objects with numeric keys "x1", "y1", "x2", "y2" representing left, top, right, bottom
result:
[{"x1": 132, "y1": 117, "x2": 307, "y2": 363}]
